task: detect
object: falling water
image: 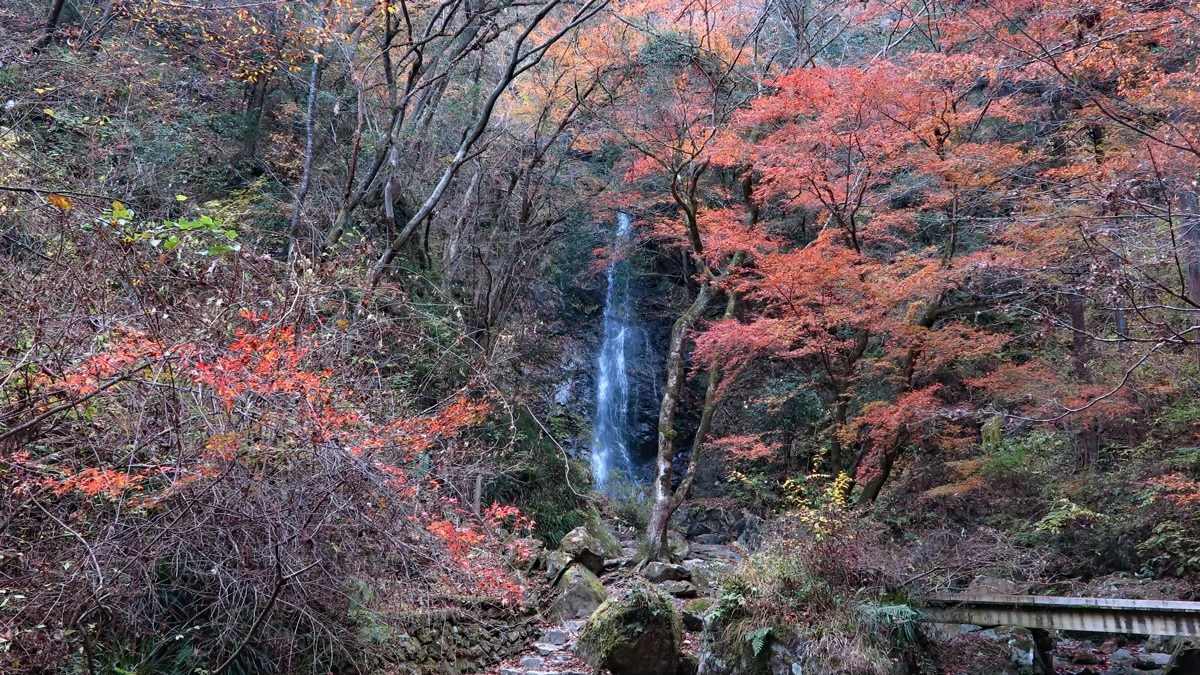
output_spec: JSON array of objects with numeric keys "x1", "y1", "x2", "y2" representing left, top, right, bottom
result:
[{"x1": 591, "y1": 212, "x2": 636, "y2": 494}]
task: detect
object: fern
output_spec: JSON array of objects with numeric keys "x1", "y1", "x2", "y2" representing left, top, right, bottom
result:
[
  {"x1": 745, "y1": 626, "x2": 773, "y2": 656},
  {"x1": 856, "y1": 601, "x2": 925, "y2": 651}
]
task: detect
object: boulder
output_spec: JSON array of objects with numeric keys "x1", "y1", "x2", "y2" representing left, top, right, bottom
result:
[
  {"x1": 1176, "y1": 647, "x2": 1200, "y2": 673},
  {"x1": 542, "y1": 628, "x2": 569, "y2": 645},
  {"x1": 578, "y1": 585, "x2": 682, "y2": 675},
  {"x1": 545, "y1": 549, "x2": 574, "y2": 582},
  {"x1": 509, "y1": 536, "x2": 545, "y2": 571},
  {"x1": 667, "y1": 531, "x2": 691, "y2": 561},
  {"x1": 681, "y1": 599, "x2": 713, "y2": 631},
  {"x1": 584, "y1": 507, "x2": 625, "y2": 559},
  {"x1": 735, "y1": 515, "x2": 762, "y2": 551},
  {"x1": 660, "y1": 580, "x2": 698, "y2": 598},
  {"x1": 553, "y1": 564, "x2": 608, "y2": 620},
  {"x1": 1134, "y1": 653, "x2": 1172, "y2": 669},
  {"x1": 1112, "y1": 648, "x2": 1135, "y2": 665},
  {"x1": 642, "y1": 561, "x2": 691, "y2": 583},
  {"x1": 603, "y1": 556, "x2": 637, "y2": 573},
  {"x1": 560, "y1": 526, "x2": 606, "y2": 576},
  {"x1": 681, "y1": 559, "x2": 731, "y2": 596}
]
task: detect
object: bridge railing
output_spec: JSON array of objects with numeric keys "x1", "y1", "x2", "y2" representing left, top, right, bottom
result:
[{"x1": 921, "y1": 593, "x2": 1200, "y2": 637}]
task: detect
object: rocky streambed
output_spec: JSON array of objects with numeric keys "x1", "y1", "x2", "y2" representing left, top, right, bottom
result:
[{"x1": 484, "y1": 504, "x2": 1198, "y2": 675}]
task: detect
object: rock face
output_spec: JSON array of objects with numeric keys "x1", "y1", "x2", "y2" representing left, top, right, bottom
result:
[
  {"x1": 559, "y1": 526, "x2": 606, "y2": 576},
  {"x1": 553, "y1": 564, "x2": 608, "y2": 620},
  {"x1": 577, "y1": 585, "x2": 682, "y2": 675}
]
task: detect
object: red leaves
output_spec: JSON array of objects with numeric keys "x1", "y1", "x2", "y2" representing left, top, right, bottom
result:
[
  {"x1": 48, "y1": 327, "x2": 171, "y2": 396},
  {"x1": 54, "y1": 467, "x2": 144, "y2": 499},
  {"x1": 1143, "y1": 474, "x2": 1200, "y2": 508},
  {"x1": 424, "y1": 502, "x2": 535, "y2": 605},
  {"x1": 713, "y1": 434, "x2": 779, "y2": 461}
]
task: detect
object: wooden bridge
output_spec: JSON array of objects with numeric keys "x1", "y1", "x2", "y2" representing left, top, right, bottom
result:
[
  {"x1": 922, "y1": 593, "x2": 1200, "y2": 637},
  {"x1": 921, "y1": 593, "x2": 1200, "y2": 674}
]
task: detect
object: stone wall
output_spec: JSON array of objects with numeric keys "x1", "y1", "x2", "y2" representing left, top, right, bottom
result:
[{"x1": 387, "y1": 603, "x2": 542, "y2": 675}]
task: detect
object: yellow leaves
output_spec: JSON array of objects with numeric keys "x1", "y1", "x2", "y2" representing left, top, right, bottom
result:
[
  {"x1": 42, "y1": 108, "x2": 55, "y2": 118},
  {"x1": 47, "y1": 194, "x2": 73, "y2": 213},
  {"x1": 175, "y1": 194, "x2": 188, "y2": 201}
]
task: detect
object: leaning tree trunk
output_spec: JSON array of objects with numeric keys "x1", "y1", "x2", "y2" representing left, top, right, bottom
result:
[
  {"x1": 34, "y1": 0, "x2": 69, "y2": 50},
  {"x1": 645, "y1": 281, "x2": 714, "y2": 562},
  {"x1": 645, "y1": 288, "x2": 737, "y2": 560}
]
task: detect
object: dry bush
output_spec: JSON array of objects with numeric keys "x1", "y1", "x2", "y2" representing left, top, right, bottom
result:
[{"x1": 0, "y1": 205, "x2": 533, "y2": 674}]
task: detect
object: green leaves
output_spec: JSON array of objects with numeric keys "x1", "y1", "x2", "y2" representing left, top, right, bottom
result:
[{"x1": 114, "y1": 212, "x2": 240, "y2": 256}]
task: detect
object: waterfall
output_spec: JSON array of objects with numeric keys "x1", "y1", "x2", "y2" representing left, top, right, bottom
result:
[{"x1": 591, "y1": 212, "x2": 636, "y2": 494}]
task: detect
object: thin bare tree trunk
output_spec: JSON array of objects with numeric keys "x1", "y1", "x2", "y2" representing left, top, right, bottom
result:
[
  {"x1": 1182, "y1": 190, "x2": 1200, "y2": 369},
  {"x1": 288, "y1": 53, "x2": 325, "y2": 263},
  {"x1": 364, "y1": 0, "x2": 605, "y2": 292}
]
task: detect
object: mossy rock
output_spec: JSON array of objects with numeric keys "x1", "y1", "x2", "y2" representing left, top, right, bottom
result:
[
  {"x1": 545, "y1": 549, "x2": 574, "y2": 582},
  {"x1": 552, "y1": 564, "x2": 607, "y2": 620},
  {"x1": 681, "y1": 598, "x2": 713, "y2": 631},
  {"x1": 559, "y1": 526, "x2": 606, "y2": 575},
  {"x1": 578, "y1": 584, "x2": 682, "y2": 675},
  {"x1": 667, "y1": 531, "x2": 690, "y2": 562},
  {"x1": 584, "y1": 506, "x2": 625, "y2": 558}
]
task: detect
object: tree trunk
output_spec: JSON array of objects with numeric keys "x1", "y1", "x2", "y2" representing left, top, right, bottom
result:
[
  {"x1": 241, "y1": 74, "x2": 271, "y2": 161},
  {"x1": 857, "y1": 442, "x2": 899, "y2": 503},
  {"x1": 34, "y1": 0, "x2": 69, "y2": 50},
  {"x1": 287, "y1": 54, "x2": 324, "y2": 263},
  {"x1": 645, "y1": 288, "x2": 736, "y2": 560},
  {"x1": 645, "y1": 281, "x2": 714, "y2": 562},
  {"x1": 827, "y1": 328, "x2": 868, "y2": 478},
  {"x1": 1181, "y1": 190, "x2": 1200, "y2": 369},
  {"x1": 1068, "y1": 293, "x2": 1089, "y2": 380},
  {"x1": 1068, "y1": 292, "x2": 1100, "y2": 467},
  {"x1": 858, "y1": 301, "x2": 939, "y2": 503}
]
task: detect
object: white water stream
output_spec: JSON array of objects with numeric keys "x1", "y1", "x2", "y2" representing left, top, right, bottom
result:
[{"x1": 590, "y1": 213, "x2": 636, "y2": 493}]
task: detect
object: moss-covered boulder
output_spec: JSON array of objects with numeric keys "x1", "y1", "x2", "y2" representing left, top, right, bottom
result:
[
  {"x1": 681, "y1": 598, "x2": 713, "y2": 631},
  {"x1": 544, "y1": 549, "x2": 574, "y2": 582},
  {"x1": 584, "y1": 507, "x2": 625, "y2": 559},
  {"x1": 577, "y1": 585, "x2": 682, "y2": 675},
  {"x1": 552, "y1": 564, "x2": 607, "y2": 620},
  {"x1": 667, "y1": 531, "x2": 691, "y2": 562},
  {"x1": 559, "y1": 525, "x2": 606, "y2": 575}
]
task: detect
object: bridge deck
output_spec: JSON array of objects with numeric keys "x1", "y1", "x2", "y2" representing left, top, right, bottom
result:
[{"x1": 922, "y1": 593, "x2": 1200, "y2": 637}]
